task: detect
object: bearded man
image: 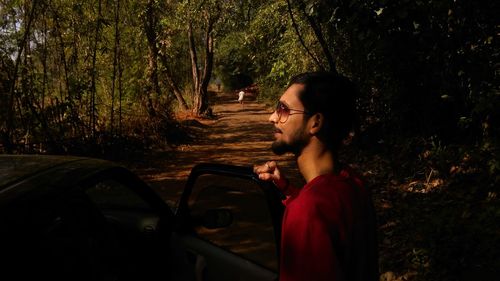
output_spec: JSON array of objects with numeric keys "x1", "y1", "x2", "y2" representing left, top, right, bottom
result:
[{"x1": 254, "y1": 72, "x2": 378, "y2": 281}]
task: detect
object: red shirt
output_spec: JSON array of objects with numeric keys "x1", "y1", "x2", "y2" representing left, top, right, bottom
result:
[{"x1": 279, "y1": 169, "x2": 378, "y2": 281}]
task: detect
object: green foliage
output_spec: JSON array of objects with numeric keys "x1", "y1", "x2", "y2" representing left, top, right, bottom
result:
[
  {"x1": 215, "y1": 0, "x2": 498, "y2": 145},
  {"x1": 215, "y1": 31, "x2": 253, "y2": 90},
  {"x1": 0, "y1": 0, "x2": 187, "y2": 155},
  {"x1": 0, "y1": 0, "x2": 496, "y2": 159},
  {"x1": 215, "y1": 0, "x2": 321, "y2": 100}
]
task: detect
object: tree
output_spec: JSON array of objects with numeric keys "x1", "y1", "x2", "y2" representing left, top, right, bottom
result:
[
  {"x1": 142, "y1": 0, "x2": 161, "y2": 117},
  {"x1": 287, "y1": 0, "x2": 337, "y2": 73},
  {"x1": 159, "y1": 0, "x2": 232, "y2": 117},
  {"x1": 0, "y1": 0, "x2": 180, "y2": 153},
  {"x1": 4, "y1": 0, "x2": 38, "y2": 153},
  {"x1": 185, "y1": 0, "x2": 221, "y2": 116}
]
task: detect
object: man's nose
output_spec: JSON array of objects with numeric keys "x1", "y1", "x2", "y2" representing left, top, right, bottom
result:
[{"x1": 269, "y1": 111, "x2": 278, "y2": 123}]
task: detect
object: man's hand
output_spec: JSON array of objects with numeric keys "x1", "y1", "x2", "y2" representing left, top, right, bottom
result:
[{"x1": 253, "y1": 161, "x2": 289, "y2": 192}]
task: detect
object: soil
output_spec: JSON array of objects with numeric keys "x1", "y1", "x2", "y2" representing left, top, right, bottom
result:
[
  {"x1": 127, "y1": 91, "x2": 304, "y2": 208},
  {"x1": 124, "y1": 90, "x2": 500, "y2": 280}
]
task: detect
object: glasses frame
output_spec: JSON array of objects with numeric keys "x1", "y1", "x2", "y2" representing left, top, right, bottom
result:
[{"x1": 275, "y1": 101, "x2": 311, "y2": 123}]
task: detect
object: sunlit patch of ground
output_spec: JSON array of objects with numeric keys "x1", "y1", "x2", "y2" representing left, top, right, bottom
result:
[
  {"x1": 127, "y1": 91, "x2": 302, "y2": 207},
  {"x1": 125, "y1": 90, "x2": 499, "y2": 280}
]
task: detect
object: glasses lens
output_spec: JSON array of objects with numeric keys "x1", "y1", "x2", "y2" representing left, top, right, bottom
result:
[{"x1": 276, "y1": 101, "x2": 289, "y2": 122}]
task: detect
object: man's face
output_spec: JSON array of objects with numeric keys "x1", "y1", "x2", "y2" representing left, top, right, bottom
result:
[{"x1": 269, "y1": 84, "x2": 310, "y2": 156}]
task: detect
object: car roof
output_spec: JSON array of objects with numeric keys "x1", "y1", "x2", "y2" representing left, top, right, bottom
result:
[
  {"x1": 0, "y1": 155, "x2": 120, "y2": 204},
  {"x1": 1, "y1": 155, "x2": 83, "y2": 187}
]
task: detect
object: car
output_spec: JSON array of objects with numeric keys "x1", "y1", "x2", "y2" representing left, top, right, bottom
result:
[{"x1": 0, "y1": 155, "x2": 284, "y2": 281}]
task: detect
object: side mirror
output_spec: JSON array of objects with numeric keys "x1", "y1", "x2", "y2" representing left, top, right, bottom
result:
[{"x1": 198, "y1": 208, "x2": 233, "y2": 229}]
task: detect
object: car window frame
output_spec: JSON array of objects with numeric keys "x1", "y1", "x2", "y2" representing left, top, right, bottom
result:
[{"x1": 176, "y1": 163, "x2": 284, "y2": 267}]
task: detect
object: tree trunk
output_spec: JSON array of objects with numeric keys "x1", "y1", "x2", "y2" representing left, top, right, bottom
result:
[
  {"x1": 159, "y1": 54, "x2": 189, "y2": 110},
  {"x1": 296, "y1": 0, "x2": 338, "y2": 74},
  {"x1": 90, "y1": 0, "x2": 102, "y2": 137},
  {"x1": 41, "y1": 15, "x2": 48, "y2": 111},
  {"x1": 197, "y1": 24, "x2": 214, "y2": 114},
  {"x1": 5, "y1": 0, "x2": 37, "y2": 153},
  {"x1": 188, "y1": 22, "x2": 200, "y2": 96},
  {"x1": 51, "y1": 9, "x2": 70, "y2": 100},
  {"x1": 303, "y1": 14, "x2": 337, "y2": 74},
  {"x1": 143, "y1": 0, "x2": 160, "y2": 117},
  {"x1": 190, "y1": 15, "x2": 216, "y2": 117},
  {"x1": 111, "y1": 0, "x2": 121, "y2": 133},
  {"x1": 286, "y1": 0, "x2": 324, "y2": 70},
  {"x1": 301, "y1": 3, "x2": 338, "y2": 73}
]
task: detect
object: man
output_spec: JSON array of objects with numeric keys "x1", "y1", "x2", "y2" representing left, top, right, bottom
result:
[
  {"x1": 254, "y1": 72, "x2": 378, "y2": 281},
  {"x1": 238, "y1": 90, "x2": 245, "y2": 106}
]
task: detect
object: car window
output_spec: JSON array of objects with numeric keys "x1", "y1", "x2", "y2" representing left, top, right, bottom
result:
[
  {"x1": 1, "y1": 177, "x2": 165, "y2": 280},
  {"x1": 188, "y1": 174, "x2": 278, "y2": 271},
  {"x1": 86, "y1": 179, "x2": 151, "y2": 210},
  {"x1": 1, "y1": 191, "x2": 121, "y2": 280}
]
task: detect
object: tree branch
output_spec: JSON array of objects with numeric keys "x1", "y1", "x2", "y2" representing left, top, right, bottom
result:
[
  {"x1": 297, "y1": 0, "x2": 338, "y2": 74},
  {"x1": 285, "y1": 0, "x2": 324, "y2": 70}
]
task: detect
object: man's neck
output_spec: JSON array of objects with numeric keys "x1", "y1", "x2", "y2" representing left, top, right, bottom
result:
[{"x1": 296, "y1": 140, "x2": 337, "y2": 183}]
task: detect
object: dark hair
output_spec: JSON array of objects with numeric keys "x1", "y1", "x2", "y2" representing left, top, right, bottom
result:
[{"x1": 288, "y1": 71, "x2": 358, "y2": 150}]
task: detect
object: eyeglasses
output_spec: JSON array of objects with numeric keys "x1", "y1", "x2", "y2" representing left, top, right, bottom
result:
[{"x1": 275, "y1": 101, "x2": 310, "y2": 123}]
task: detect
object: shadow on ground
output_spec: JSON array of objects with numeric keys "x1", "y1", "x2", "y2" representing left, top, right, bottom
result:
[{"x1": 126, "y1": 91, "x2": 302, "y2": 209}]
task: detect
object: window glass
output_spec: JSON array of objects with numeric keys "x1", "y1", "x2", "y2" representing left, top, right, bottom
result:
[
  {"x1": 1, "y1": 191, "x2": 120, "y2": 280},
  {"x1": 86, "y1": 179, "x2": 151, "y2": 210},
  {"x1": 189, "y1": 174, "x2": 278, "y2": 271}
]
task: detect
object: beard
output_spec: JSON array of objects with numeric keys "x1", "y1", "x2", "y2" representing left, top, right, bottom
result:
[
  {"x1": 271, "y1": 140, "x2": 305, "y2": 155},
  {"x1": 271, "y1": 126, "x2": 309, "y2": 156}
]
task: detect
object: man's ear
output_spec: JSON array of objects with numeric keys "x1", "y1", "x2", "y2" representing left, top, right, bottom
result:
[{"x1": 309, "y1": 113, "x2": 324, "y2": 135}]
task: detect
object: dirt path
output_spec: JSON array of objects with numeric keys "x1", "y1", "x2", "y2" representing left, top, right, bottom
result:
[
  {"x1": 128, "y1": 91, "x2": 302, "y2": 207},
  {"x1": 125, "y1": 91, "x2": 500, "y2": 280}
]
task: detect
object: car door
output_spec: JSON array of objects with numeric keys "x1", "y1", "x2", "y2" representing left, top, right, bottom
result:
[{"x1": 172, "y1": 163, "x2": 284, "y2": 281}]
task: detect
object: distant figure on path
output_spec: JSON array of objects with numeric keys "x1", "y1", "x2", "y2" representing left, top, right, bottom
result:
[
  {"x1": 237, "y1": 90, "x2": 245, "y2": 106},
  {"x1": 216, "y1": 78, "x2": 221, "y2": 91},
  {"x1": 254, "y1": 72, "x2": 379, "y2": 281}
]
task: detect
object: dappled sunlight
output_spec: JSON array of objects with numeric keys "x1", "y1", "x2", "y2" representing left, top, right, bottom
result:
[
  {"x1": 195, "y1": 220, "x2": 278, "y2": 270},
  {"x1": 127, "y1": 91, "x2": 299, "y2": 273},
  {"x1": 131, "y1": 92, "x2": 302, "y2": 204},
  {"x1": 404, "y1": 178, "x2": 445, "y2": 193}
]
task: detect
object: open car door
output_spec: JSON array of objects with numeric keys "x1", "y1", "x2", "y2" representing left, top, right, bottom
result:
[{"x1": 172, "y1": 163, "x2": 284, "y2": 281}]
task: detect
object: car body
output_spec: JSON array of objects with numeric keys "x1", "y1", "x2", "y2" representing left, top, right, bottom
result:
[{"x1": 0, "y1": 155, "x2": 284, "y2": 281}]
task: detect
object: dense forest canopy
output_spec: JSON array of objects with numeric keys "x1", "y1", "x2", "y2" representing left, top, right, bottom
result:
[
  {"x1": 1, "y1": 0, "x2": 498, "y2": 154},
  {"x1": 0, "y1": 0, "x2": 497, "y2": 169}
]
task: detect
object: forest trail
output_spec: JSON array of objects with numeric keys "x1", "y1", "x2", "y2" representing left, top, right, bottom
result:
[
  {"x1": 125, "y1": 90, "x2": 500, "y2": 280},
  {"x1": 128, "y1": 91, "x2": 302, "y2": 208}
]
